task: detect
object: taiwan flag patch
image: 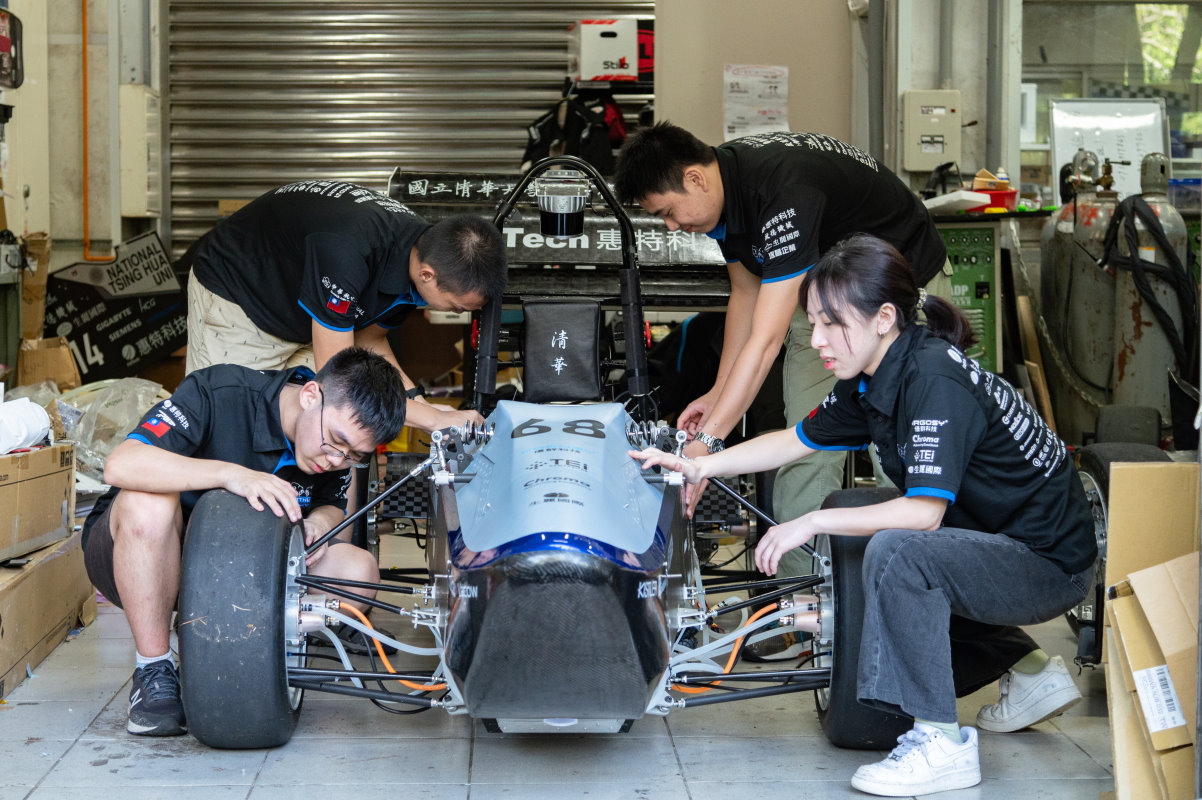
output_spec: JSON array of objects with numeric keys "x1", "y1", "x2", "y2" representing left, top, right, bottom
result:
[
  {"x1": 326, "y1": 294, "x2": 351, "y2": 314},
  {"x1": 141, "y1": 417, "x2": 171, "y2": 437}
]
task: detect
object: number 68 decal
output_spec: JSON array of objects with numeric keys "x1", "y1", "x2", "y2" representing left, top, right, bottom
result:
[{"x1": 511, "y1": 418, "x2": 606, "y2": 439}]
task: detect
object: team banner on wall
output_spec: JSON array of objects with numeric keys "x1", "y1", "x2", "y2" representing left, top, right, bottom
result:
[
  {"x1": 390, "y1": 171, "x2": 726, "y2": 267},
  {"x1": 44, "y1": 232, "x2": 187, "y2": 383}
]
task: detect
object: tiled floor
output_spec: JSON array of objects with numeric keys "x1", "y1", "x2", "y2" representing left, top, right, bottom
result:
[{"x1": 0, "y1": 530, "x2": 1114, "y2": 800}]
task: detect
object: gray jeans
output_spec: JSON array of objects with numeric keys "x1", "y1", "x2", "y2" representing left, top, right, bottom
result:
[{"x1": 857, "y1": 527, "x2": 1092, "y2": 722}]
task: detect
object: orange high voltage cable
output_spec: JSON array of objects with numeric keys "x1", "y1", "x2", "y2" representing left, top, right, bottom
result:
[
  {"x1": 671, "y1": 603, "x2": 778, "y2": 695},
  {"x1": 341, "y1": 604, "x2": 446, "y2": 692}
]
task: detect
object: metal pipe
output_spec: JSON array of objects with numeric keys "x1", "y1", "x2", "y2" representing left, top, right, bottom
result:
[
  {"x1": 868, "y1": 0, "x2": 886, "y2": 161},
  {"x1": 293, "y1": 576, "x2": 415, "y2": 617},
  {"x1": 290, "y1": 667, "x2": 440, "y2": 683},
  {"x1": 679, "y1": 681, "x2": 826, "y2": 707},
  {"x1": 304, "y1": 454, "x2": 434, "y2": 556},
  {"x1": 708, "y1": 477, "x2": 819, "y2": 558},
  {"x1": 939, "y1": 0, "x2": 954, "y2": 89},
  {"x1": 702, "y1": 575, "x2": 823, "y2": 594},
  {"x1": 674, "y1": 667, "x2": 830, "y2": 683},
  {"x1": 288, "y1": 679, "x2": 435, "y2": 707},
  {"x1": 986, "y1": 0, "x2": 1003, "y2": 171}
]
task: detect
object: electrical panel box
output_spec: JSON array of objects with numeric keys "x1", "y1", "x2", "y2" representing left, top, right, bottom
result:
[
  {"x1": 119, "y1": 84, "x2": 162, "y2": 217},
  {"x1": 903, "y1": 89, "x2": 961, "y2": 172},
  {"x1": 937, "y1": 222, "x2": 1001, "y2": 374}
]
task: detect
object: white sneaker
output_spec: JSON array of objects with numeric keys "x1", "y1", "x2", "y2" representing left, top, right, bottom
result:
[
  {"x1": 850, "y1": 724, "x2": 981, "y2": 797},
  {"x1": 976, "y1": 654, "x2": 1082, "y2": 732}
]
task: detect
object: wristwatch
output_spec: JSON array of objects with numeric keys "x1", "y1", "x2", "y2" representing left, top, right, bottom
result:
[
  {"x1": 404, "y1": 386, "x2": 426, "y2": 400},
  {"x1": 694, "y1": 432, "x2": 726, "y2": 453}
]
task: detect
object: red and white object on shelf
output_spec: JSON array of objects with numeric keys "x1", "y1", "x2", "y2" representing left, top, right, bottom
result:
[{"x1": 569, "y1": 19, "x2": 638, "y2": 82}]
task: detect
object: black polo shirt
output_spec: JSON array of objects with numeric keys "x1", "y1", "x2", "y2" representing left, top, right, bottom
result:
[
  {"x1": 707, "y1": 132, "x2": 946, "y2": 287},
  {"x1": 191, "y1": 180, "x2": 431, "y2": 343},
  {"x1": 797, "y1": 325, "x2": 1096, "y2": 574},
  {"x1": 81, "y1": 364, "x2": 351, "y2": 549}
]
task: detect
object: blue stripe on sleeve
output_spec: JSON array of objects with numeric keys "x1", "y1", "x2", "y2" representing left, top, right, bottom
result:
[
  {"x1": 794, "y1": 421, "x2": 866, "y2": 451},
  {"x1": 905, "y1": 486, "x2": 956, "y2": 503},
  {"x1": 762, "y1": 265, "x2": 813, "y2": 284},
  {"x1": 298, "y1": 300, "x2": 354, "y2": 332}
]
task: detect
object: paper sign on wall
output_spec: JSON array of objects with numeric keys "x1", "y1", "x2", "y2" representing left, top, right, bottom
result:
[{"x1": 723, "y1": 64, "x2": 788, "y2": 138}]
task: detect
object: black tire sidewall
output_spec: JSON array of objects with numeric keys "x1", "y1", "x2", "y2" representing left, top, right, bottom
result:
[
  {"x1": 179, "y1": 489, "x2": 303, "y2": 749},
  {"x1": 815, "y1": 488, "x2": 911, "y2": 749}
]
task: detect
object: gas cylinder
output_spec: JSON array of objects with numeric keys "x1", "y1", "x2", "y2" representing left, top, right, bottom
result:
[
  {"x1": 1109, "y1": 152, "x2": 1188, "y2": 418},
  {"x1": 1039, "y1": 149, "x2": 1117, "y2": 444}
]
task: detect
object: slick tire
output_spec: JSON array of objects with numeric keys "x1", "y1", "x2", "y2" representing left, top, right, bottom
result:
[
  {"x1": 814, "y1": 488, "x2": 912, "y2": 750},
  {"x1": 179, "y1": 489, "x2": 306, "y2": 749}
]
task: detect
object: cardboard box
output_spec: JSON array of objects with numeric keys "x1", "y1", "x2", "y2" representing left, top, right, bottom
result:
[
  {"x1": 971, "y1": 167, "x2": 1011, "y2": 191},
  {"x1": 1106, "y1": 462, "x2": 1200, "y2": 588},
  {"x1": 19, "y1": 232, "x2": 51, "y2": 340},
  {"x1": 569, "y1": 18, "x2": 638, "y2": 82},
  {"x1": 0, "y1": 442, "x2": 76, "y2": 563},
  {"x1": 1108, "y1": 590, "x2": 1196, "y2": 799},
  {"x1": 1128, "y1": 553, "x2": 1199, "y2": 745},
  {"x1": 1104, "y1": 461, "x2": 1201, "y2": 800},
  {"x1": 16, "y1": 337, "x2": 82, "y2": 391},
  {"x1": 0, "y1": 532, "x2": 97, "y2": 700},
  {"x1": 1105, "y1": 618, "x2": 1163, "y2": 800}
]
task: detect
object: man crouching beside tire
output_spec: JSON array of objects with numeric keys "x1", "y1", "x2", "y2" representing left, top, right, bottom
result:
[{"x1": 81, "y1": 347, "x2": 406, "y2": 737}]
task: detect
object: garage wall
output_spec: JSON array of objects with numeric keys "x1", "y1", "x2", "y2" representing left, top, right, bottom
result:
[
  {"x1": 166, "y1": 0, "x2": 654, "y2": 253},
  {"x1": 654, "y1": 0, "x2": 853, "y2": 146}
]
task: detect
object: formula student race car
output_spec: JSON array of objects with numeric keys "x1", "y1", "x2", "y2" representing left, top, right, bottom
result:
[{"x1": 175, "y1": 158, "x2": 909, "y2": 750}]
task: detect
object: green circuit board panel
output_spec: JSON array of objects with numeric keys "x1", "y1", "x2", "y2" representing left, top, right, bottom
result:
[{"x1": 937, "y1": 223, "x2": 1001, "y2": 374}]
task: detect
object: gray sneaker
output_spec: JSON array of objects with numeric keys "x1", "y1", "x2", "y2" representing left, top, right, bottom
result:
[{"x1": 127, "y1": 660, "x2": 187, "y2": 736}]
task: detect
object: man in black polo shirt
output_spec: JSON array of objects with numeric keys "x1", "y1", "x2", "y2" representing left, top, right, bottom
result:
[
  {"x1": 184, "y1": 179, "x2": 508, "y2": 432},
  {"x1": 81, "y1": 347, "x2": 406, "y2": 737},
  {"x1": 614, "y1": 124, "x2": 950, "y2": 644}
]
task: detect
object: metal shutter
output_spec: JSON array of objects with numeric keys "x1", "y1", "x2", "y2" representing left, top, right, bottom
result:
[{"x1": 166, "y1": 0, "x2": 653, "y2": 253}]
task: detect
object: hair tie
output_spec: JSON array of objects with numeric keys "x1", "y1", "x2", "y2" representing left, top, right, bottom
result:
[{"x1": 916, "y1": 287, "x2": 928, "y2": 311}]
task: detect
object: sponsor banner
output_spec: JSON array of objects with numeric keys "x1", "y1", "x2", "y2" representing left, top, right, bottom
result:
[{"x1": 44, "y1": 232, "x2": 186, "y2": 382}]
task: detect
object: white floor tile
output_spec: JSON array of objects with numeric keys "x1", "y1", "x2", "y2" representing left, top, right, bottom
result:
[
  {"x1": 469, "y1": 736, "x2": 681, "y2": 784},
  {"x1": 4, "y1": 666, "x2": 130, "y2": 703},
  {"x1": 0, "y1": 698, "x2": 110, "y2": 740},
  {"x1": 686, "y1": 781, "x2": 868, "y2": 800},
  {"x1": 469, "y1": 781, "x2": 690, "y2": 799},
  {"x1": 37, "y1": 737, "x2": 268, "y2": 788},
  {"x1": 256, "y1": 737, "x2": 470, "y2": 785},
  {"x1": 250, "y1": 786, "x2": 466, "y2": 800},
  {"x1": 673, "y1": 734, "x2": 874, "y2": 782},
  {"x1": 27, "y1": 786, "x2": 252, "y2": 800},
  {"x1": 0, "y1": 738, "x2": 74, "y2": 787}
]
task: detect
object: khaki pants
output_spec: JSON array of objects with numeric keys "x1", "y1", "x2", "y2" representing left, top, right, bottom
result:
[
  {"x1": 770, "y1": 263, "x2": 953, "y2": 578},
  {"x1": 186, "y1": 271, "x2": 315, "y2": 374}
]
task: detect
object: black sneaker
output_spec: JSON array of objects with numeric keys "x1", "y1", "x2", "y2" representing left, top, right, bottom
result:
[{"x1": 127, "y1": 660, "x2": 187, "y2": 736}]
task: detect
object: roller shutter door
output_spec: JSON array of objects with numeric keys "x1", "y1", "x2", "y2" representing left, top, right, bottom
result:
[{"x1": 166, "y1": 1, "x2": 653, "y2": 252}]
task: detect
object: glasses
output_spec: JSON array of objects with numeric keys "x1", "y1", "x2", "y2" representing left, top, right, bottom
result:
[{"x1": 317, "y1": 388, "x2": 371, "y2": 469}]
